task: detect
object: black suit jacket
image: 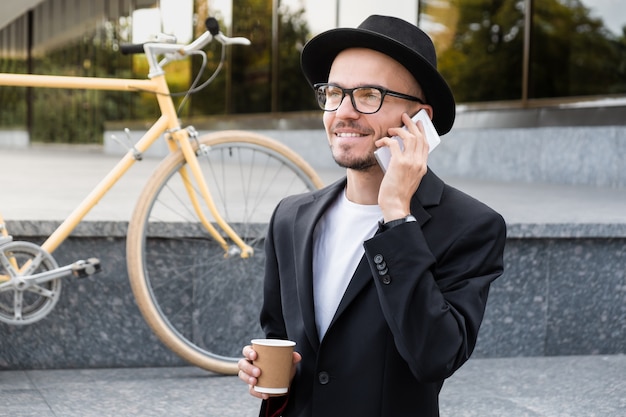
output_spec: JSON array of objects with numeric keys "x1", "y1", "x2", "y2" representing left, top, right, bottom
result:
[{"x1": 259, "y1": 169, "x2": 506, "y2": 417}]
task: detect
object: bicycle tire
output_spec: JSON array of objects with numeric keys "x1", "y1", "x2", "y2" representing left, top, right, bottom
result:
[{"x1": 126, "y1": 130, "x2": 323, "y2": 374}]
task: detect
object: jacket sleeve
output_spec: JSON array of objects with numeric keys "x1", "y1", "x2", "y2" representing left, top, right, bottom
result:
[
  {"x1": 259, "y1": 205, "x2": 289, "y2": 340},
  {"x1": 363, "y1": 207, "x2": 506, "y2": 382},
  {"x1": 257, "y1": 206, "x2": 291, "y2": 417}
]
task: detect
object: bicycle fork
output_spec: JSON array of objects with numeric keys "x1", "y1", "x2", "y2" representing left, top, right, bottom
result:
[{"x1": 166, "y1": 126, "x2": 254, "y2": 259}]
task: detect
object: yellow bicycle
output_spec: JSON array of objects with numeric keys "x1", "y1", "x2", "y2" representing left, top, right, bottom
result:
[{"x1": 0, "y1": 18, "x2": 322, "y2": 375}]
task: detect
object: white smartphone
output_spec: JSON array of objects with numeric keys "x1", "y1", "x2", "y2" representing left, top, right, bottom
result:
[{"x1": 374, "y1": 109, "x2": 440, "y2": 172}]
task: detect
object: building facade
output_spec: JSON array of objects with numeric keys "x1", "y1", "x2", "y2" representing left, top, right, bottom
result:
[{"x1": 0, "y1": 0, "x2": 625, "y2": 145}]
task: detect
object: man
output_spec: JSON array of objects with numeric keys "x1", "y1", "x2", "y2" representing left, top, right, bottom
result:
[{"x1": 239, "y1": 14, "x2": 506, "y2": 417}]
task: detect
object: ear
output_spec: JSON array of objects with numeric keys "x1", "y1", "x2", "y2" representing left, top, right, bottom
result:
[
  {"x1": 422, "y1": 104, "x2": 434, "y2": 120},
  {"x1": 409, "y1": 104, "x2": 434, "y2": 120}
]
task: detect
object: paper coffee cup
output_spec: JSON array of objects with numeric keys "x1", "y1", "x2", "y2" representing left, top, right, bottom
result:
[{"x1": 251, "y1": 339, "x2": 296, "y2": 395}]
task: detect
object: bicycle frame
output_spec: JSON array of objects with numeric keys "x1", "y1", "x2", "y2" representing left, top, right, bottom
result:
[
  {"x1": 0, "y1": 71, "x2": 253, "y2": 258},
  {"x1": 0, "y1": 19, "x2": 317, "y2": 367}
]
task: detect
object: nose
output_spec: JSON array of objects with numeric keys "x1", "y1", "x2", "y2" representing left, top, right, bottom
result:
[{"x1": 334, "y1": 92, "x2": 360, "y2": 118}]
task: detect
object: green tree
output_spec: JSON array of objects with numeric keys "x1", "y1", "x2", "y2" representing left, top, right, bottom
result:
[
  {"x1": 229, "y1": 0, "x2": 316, "y2": 113},
  {"x1": 28, "y1": 15, "x2": 142, "y2": 143},
  {"x1": 436, "y1": 0, "x2": 626, "y2": 103},
  {"x1": 530, "y1": 0, "x2": 624, "y2": 98},
  {"x1": 229, "y1": 0, "x2": 273, "y2": 113},
  {"x1": 0, "y1": 57, "x2": 28, "y2": 127},
  {"x1": 188, "y1": 0, "x2": 315, "y2": 116},
  {"x1": 276, "y1": 4, "x2": 317, "y2": 112},
  {"x1": 438, "y1": 0, "x2": 525, "y2": 102}
]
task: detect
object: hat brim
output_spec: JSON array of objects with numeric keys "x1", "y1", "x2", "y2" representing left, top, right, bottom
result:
[{"x1": 301, "y1": 28, "x2": 455, "y2": 135}]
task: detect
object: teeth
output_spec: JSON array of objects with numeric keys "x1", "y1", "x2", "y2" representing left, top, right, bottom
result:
[{"x1": 336, "y1": 132, "x2": 365, "y2": 137}]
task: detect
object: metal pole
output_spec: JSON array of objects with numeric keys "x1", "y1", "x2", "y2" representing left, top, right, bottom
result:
[
  {"x1": 522, "y1": 0, "x2": 532, "y2": 105},
  {"x1": 225, "y1": 0, "x2": 233, "y2": 113},
  {"x1": 417, "y1": 0, "x2": 422, "y2": 26},
  {"x1": 271, "y1": 0, "x2": 279, "y2": 112},
  {"x1": 27, "y1": 10, "x2": 33, "y2": 140}
]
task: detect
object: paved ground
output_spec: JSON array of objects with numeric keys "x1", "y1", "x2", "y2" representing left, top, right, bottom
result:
[{"x1": 0, "y1": 355, "x2": 624, "y2": 416}]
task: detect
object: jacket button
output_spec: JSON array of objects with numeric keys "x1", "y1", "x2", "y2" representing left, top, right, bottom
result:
[
  {"x1": 381, "y1": 275, "x2": 391, "y2": 285},
  {"x1": 318, "y1": 371, "x2": 330, "y2": 385},
  {"x1": 374, "y1": 254, "x2": 384, "y2": 264}
]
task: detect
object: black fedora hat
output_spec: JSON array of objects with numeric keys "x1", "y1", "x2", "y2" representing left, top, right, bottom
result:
[{"x1": 301, "y1": 15, "x2": 455, "y2": 135}]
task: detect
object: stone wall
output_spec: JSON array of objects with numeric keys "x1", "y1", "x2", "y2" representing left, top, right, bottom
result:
[{"x1": 1, "y1": 220, "x2": 624, "y2": 370}]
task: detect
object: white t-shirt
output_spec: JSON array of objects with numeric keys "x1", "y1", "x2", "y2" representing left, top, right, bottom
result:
[{"x1": 312, "y1": 190, "x2": 382, "y2": 339}]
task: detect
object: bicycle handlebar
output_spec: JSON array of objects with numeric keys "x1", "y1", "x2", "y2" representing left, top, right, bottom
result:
[
  {"x1": 120, "y1": 17, "x2": 250, "y2": 77},
  {"x1": 120, "y1": 43, "x2": 145, "y2": 55}
]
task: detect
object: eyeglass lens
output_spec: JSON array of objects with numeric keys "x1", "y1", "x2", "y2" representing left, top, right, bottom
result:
[{"x1": 317, "y1": 85, "x2": 383, "y2": 114}]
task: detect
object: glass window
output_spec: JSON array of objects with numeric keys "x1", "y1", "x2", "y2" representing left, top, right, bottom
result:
[
  {"x1": 0, "y1": 18, "x2": 28, "y2": 127},
  {"x1": 420, "y1": 0, "x2": 626, "y2": 103},
  {"x1": 529, "y1": 0, "x2": 626, "y2": 99},
  {"x1": 26, "y1": 0, "x2": 139, "y2": 143},
  {"x1": 190, "y1": 0, "x2": 318, "y2": 115},
  {"x1": 1, "y1": 0, "x2": 625, "y2": 140},
  {"x1": 422, "y1": 0, "x2": 526, "y2": 102}
]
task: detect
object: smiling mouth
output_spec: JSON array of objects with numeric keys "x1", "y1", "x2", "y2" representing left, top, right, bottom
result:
[{"x1": 335, "y1": 132, "x2": 367, "y2": 138}]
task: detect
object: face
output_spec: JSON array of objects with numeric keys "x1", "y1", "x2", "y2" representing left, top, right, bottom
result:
[{"x1": 323, "y1": 48, "x2": 425, "y2": 171}]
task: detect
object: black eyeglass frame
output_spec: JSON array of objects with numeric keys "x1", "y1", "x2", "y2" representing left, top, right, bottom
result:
[{"x1": 314, "y1": 83, "x2": 425, "y2": 114}]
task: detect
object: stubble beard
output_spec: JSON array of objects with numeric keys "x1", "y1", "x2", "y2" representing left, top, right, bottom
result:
[
  {"x1": 327, "y1": 121, "x2": 379, "y2": 171},
  {"x1": 331, "y1": 145, "x2": 378, "y2": 171}
]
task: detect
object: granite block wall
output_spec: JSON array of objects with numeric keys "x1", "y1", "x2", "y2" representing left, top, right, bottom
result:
[
  {"x1": 0, "y1": 234, "x2": 185, "y2": 370},
  {"x1": 1, "y1": 221, "x2": 624, "y2": 370},
  {"x1": 475, "y1": 237, "x2": 626, "y2": 358}
]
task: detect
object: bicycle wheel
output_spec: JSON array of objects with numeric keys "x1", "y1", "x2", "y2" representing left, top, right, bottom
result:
[{"x1": 126, "y1": 130, "x2": 323, "y2": 374}]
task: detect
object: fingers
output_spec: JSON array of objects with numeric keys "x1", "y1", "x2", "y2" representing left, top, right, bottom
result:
[
  {"x1": 290, "y1": 351, "x2": 302, "y2": 380},
  {"x1": 238, "y1": 345, "x2": 260, "y2": 382},
  {"x1": 378, "y1": 113, "x2": 428, "y2": 156},
  {"x1": 378, "y1": 113, "x2": 428, "y2": 173},
  {"x1": 238, "y1": 358, "x2": 257, "y2": 382},
  {"x1": 242, "y1": 344, "x2": 257, "y2": 361},
  {"x1": 397, "y1": 113, "x2": 428, "y2": 153},
  {"x1": 377, "y1": 113, "x2": 428, "y2": 215},
  {"x1": 238, "y1": 345, "x2": 270, "y2": 400}
]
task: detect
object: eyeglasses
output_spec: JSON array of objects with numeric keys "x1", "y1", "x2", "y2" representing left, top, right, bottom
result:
[{"x1": 314, "y1": 83, "x2": 425, "y2": 114}]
